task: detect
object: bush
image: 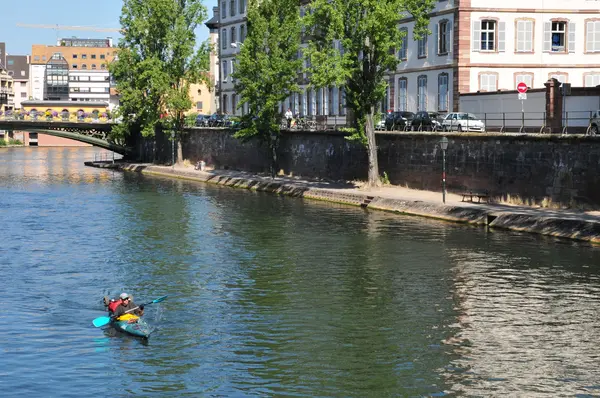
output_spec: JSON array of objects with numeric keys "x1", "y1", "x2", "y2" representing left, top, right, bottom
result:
[
  {"x1": 9, "y1": 139, "x2": 23, "y2": 145},
  {"x1": 185, "y1": 113, "x2": 199, "y2": 128}
]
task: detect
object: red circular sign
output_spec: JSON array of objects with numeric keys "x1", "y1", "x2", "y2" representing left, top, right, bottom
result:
[{"x1": 517, "y1": 82, "x2": 528, "y2": 93}]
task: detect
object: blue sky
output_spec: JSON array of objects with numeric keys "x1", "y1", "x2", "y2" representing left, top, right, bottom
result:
[{"x1": 0, "y1": 0, "x2": 217, "y2": 55}]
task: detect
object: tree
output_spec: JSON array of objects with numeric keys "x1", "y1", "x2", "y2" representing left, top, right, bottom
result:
[
  {"x1": 111, "y1": 0, "x2": 210, "y2": 163},
  {"x1": 233, "y1": 0, "x2": 303, "y2": 178},
  {"x1": 304, "y1": 0, "x2": 435, "y2": 186}
]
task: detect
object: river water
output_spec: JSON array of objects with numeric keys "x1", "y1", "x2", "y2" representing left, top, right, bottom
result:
[{"x1": 1, "y1": 147, "x2": 600, "y2": 397}]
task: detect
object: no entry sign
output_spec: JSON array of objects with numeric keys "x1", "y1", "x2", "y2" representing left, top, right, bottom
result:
[{"x1": 517, "y1": 82, "x2": 528, "y2": 94}]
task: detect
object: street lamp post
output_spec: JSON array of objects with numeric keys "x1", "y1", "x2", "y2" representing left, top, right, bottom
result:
[{"x1": 440, "y1": 136, "x2": 449, "y2": 203}]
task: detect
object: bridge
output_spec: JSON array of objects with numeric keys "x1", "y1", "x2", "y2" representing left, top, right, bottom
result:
[{"x1": 0, "y1": 118, "x2": 130, "y2": 154}]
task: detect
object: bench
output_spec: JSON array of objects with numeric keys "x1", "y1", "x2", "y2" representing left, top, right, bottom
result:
[{"x1": 461, "y1": 190, "x2": 490, "y2": 203}]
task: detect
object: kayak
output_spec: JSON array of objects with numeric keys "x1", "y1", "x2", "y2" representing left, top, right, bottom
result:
[{"x1": 112, "y1": 313, "x2": 153, "y2": 338}]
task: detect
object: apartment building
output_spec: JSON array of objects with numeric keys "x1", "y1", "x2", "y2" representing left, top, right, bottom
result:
[
  {"x1": 216, "y1": 0, "x2": 248, "y2": 114},
  {"x1": 388, "y1": 0, "x2": 600, "y2": 114},
  {"x1": 0, "y1": 43, "x2": 15, "y2": 112},
  {"x1": 214, "y1": 0, "x2": 600, "y2": 119},
  {"x1": 30, "y1": 37, "x2": 117, "y2": 103},
  {"x1": 6, "y1": 55, "x2": 30, "y2": 108}
]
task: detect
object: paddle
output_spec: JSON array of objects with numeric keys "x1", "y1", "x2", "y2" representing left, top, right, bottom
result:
[{"x1": 92, "y1": 295, "x2": 168, "y2": 328}]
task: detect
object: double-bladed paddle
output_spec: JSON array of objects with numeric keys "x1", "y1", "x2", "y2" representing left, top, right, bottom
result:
[{"x1": 92, "y1": 295, "x2": 168, "y2": 328}]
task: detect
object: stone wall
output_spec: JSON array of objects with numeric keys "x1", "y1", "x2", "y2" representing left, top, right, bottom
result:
[{"x1": 174, "y1": 128, "x2": 600, "y2": 205}]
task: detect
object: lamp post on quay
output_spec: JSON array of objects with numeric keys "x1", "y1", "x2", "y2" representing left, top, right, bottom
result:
[
  {"x1": 171, "y1": 130, "x2": 175, "y2": 169},
  {"x1": 440, "y1": 136, "x2": 449, "y2": 203}
]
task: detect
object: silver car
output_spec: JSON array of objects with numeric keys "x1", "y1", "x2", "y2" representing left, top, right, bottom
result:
[{"x1": 441, "y1": 112, "x2": 485, "y2": 132}]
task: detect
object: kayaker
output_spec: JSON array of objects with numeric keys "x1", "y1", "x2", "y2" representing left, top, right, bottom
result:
[{"x1": 112, "y1": 293, "x2": 144, "y2": 322}]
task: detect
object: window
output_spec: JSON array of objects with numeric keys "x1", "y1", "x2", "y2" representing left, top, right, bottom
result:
[
  {"x1": 516, "y1": 20, "x2": 534, "y2": 52},
  {"x1": 418, "y1": 36, "x2": 427, "y2": 58},
  {"x1": 586, "y1": 21, "x2": 600, "y2": 52},
  {"x1": 196, "y1": 101, "x2": 203, "y2": 111},
  {"x1": 438, "y1": 20, "x2": 450, "y2": 54},
  {"x1": 91, "y1": 54, "x2": 96, "y2": 59},
  {"x1": 82, "y1": 64, "x2": 87, "y2": 70},
  {"x1": 479, "y1": 73, "x2": 498, "y2": 91},
  {"x1": 100, "y1": 54, "x2": 106, "y2": 59},
  {"x1": 222, "y1": 61, "x2": 228, "y2": 81},
  {"x1": 481, "y1": 20, "x2": 495, "y2": 51},
  {"x1": 82, "y1": 54, "x2": 87, "y2": 59},
  {"x1": 7, "y1": 59, "x2": 14, "y2": 65},
  {"x1": 399, "y1": 28, "x2": 408, "y2": 60},
  {"x1": 417, "y1": 75, "x2": 427, "y2": 112},
  {"x1": 231, "y1": 27, "x2": 237, "y2": 45},
  {"x1": 20, "y1": 81, "x2": 26, "y2": 87},
  {"x1": 552, "y1": 22, "x2": 566, "y2": 51},
  {"x1": 515, "y1": 73, "x2": 533, "y2": 89},
  {"x1": 101, "y1": 64, "x2": 106, "y2": 69},
  {"x1": 548, "y1": 73, "x2": 568, "y2": 83},
  {"x1": 239, "y1": 0, "x2": 245, "y2": 14},
  {"x1": 222, "y1": 94, "x2": 228, "y2": 113},
  {"x1": 222, "y1": 29, "x2": 227, "y2": 49},
  {"x1": 230, "y1": 0, "x2": 235, "y2": 16},
  {"x1": 21, "y1": 92, "x2": 27, "y2": 98},
  {"x1": 398, "y1": 78, "x2": 407, "y2": 111},
  {"x1": 221, "y1": 1, "x2": 226, "y2": 18},
  {"x1": 72, "y1": 64, "x2": 78, "y2": 69},
  {"x1": 240, "y1": 25, "x2": 246, "y2": 43},
  {"x1": 8, "y1": 70, "x2": 13, "y2": 76},
  {"x1": 34, "y1": 55, "x2": 40, "y2": 61},
  {"x1": 438, "y1": 73, "x2": 448, "y2": 112},
  {"x1": 585, "y1": 74, "x2": 600, "y2": 87}
]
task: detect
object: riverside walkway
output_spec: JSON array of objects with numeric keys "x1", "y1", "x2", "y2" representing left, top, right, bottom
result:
[{"x1": 86, "y1": 161, "x2": 600, "y2": 244}]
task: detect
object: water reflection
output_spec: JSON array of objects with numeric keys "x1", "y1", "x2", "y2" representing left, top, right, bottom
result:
[{"x1": 2, "y1": 148, "x2": 600, "y2": 396}]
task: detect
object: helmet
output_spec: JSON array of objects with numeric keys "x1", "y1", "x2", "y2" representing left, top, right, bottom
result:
[{"x1": 119, "y1": 293, "x2": 130, "y2": 300}]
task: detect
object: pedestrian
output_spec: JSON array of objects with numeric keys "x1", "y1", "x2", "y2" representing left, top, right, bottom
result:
[{"x1": 285, "y1": 108, "x2": 293, "y2": 128}]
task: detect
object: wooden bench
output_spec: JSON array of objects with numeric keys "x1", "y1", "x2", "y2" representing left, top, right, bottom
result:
[{"x1": 461, "y1": 190, "x2": 490, "y2": 203}]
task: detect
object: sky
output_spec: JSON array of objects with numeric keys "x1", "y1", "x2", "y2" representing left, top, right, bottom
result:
[{"x1": 0, "y1": 0, "x2": 218, "y2": 55}]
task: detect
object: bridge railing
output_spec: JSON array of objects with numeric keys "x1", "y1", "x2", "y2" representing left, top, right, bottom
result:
[{"x1": 0, "y1": 112, "x2": 118, "y2": 123}]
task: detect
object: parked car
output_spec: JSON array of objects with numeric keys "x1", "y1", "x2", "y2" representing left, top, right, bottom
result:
[
  {"x1": 207, "y1": 113, "x2": 231, "y2": 127},
  {"x1": 441, "y1": 112, "x2": 485, "y2": 132},
  {"x1": 385, "y1": 111, "x2": 414, "y2": 131},
  {"x1": 195, "y1": 114, "x2": 210, "y2": 127},
  {"x1": 410, "y1": 111, "x2": 446, "y2": 131},
  {"x1": 589, "y1": 110, "x2": 600, "y2": 135},
  {"x1": 375, "y1": 117, "x2": 386, "y2": 131}
]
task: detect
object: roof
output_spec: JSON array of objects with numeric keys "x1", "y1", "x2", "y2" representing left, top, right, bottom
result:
[{"x1": 205, "y1": 7, "x2": 220, "y2": 30}]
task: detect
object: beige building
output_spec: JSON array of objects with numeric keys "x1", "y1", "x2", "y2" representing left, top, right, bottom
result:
[{"x1": 188, "y1": 82, "x2": 215, "y2": 115}]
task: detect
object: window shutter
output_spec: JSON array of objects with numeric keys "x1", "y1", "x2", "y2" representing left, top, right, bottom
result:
[
  {"x1": 587, "y1": 22, "x2": 594, "y2": 53},
  {"x1": 448, "y1": 23, "x2": 453, "y2": 54},
  {"x1": 498, "y1": 22, "x2": 506, "y2": 52},
  {"x1": 472, "y1": 21, "x2": 481, "y2": 51},
  {"x1": 543, "y1": 22, "x2": 551, "y2": 52},
  {"x1": 432, "y1": 23, "x2": 438, "y2": 54},
  {"x1": 569, "y1": 22, "x2": 576, "y2": 53}
]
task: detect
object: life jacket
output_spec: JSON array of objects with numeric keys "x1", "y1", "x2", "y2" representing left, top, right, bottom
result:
[{"x1": 108, "y1": 299, "x2": 123, "y2": 313}]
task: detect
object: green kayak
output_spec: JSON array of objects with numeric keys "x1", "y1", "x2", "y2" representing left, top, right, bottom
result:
[{"x1": 112, "y1": 316, "x2": 153, "y2": 338}]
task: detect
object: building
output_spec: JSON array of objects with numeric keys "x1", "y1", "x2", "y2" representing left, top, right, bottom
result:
[
  {"x1": 205, "y1": 6, "x2": 222, "y2": 113},
  {"x1": 30, "y1": 37, "x2": 117, "y2": 104},
  {"x1": 214, "y1": 0, "x2": 600, "y2": 119},
  {"x1": 6, "y1": 55, "x2": 30, "y2": 108},
  {"x1": 215, "y1": 0, "x2": 247, "y2": 115},
  {"x1": 188, "y1": 82, "x2": 215, "y2": 115},
  {"x1": 388, "y1": 0, "x2": 600, "y2": 114},
  {"x1": 0, "y1": 43, "x2": 15, "y2": 112}
]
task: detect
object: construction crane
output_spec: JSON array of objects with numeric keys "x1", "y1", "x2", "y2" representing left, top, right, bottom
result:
[{"x1": 16, "y1": 24, "x2": 122, "y2": 41}]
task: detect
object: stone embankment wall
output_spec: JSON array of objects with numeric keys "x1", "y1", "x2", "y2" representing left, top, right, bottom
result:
[{"x1": 169, "y1": 129, "x2": 600, "y2": 206}]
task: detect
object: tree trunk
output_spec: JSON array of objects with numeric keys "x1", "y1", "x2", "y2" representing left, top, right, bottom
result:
[
  {"x1": 365, "y1": 111, "x2": 380, "y2": 187},
  {"x1": 176, "y1": 135, "x2": 184, "y2": 165}
]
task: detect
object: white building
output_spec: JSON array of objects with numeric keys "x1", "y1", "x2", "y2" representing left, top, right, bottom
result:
[
  {"x1": 216, "y1": 0, "x2": 600, "y2": 118},
  {"x1": 69, "y1": 69, "x2": 110, "y2": 103},
  {"x1": 388, "y1": 0, "x2": 600, "y2": 114}
]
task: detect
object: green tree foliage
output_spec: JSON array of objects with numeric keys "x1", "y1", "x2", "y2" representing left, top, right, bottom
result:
[
  {"x1": 233, "y1": 0, "x2": 302, "y2": 177},
  {"x1": 304, "y1": 0, "x2": 435, "y2": 186},
  {"x1": 111, "y1": 0, "x2": 210, "y2": 163}
]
